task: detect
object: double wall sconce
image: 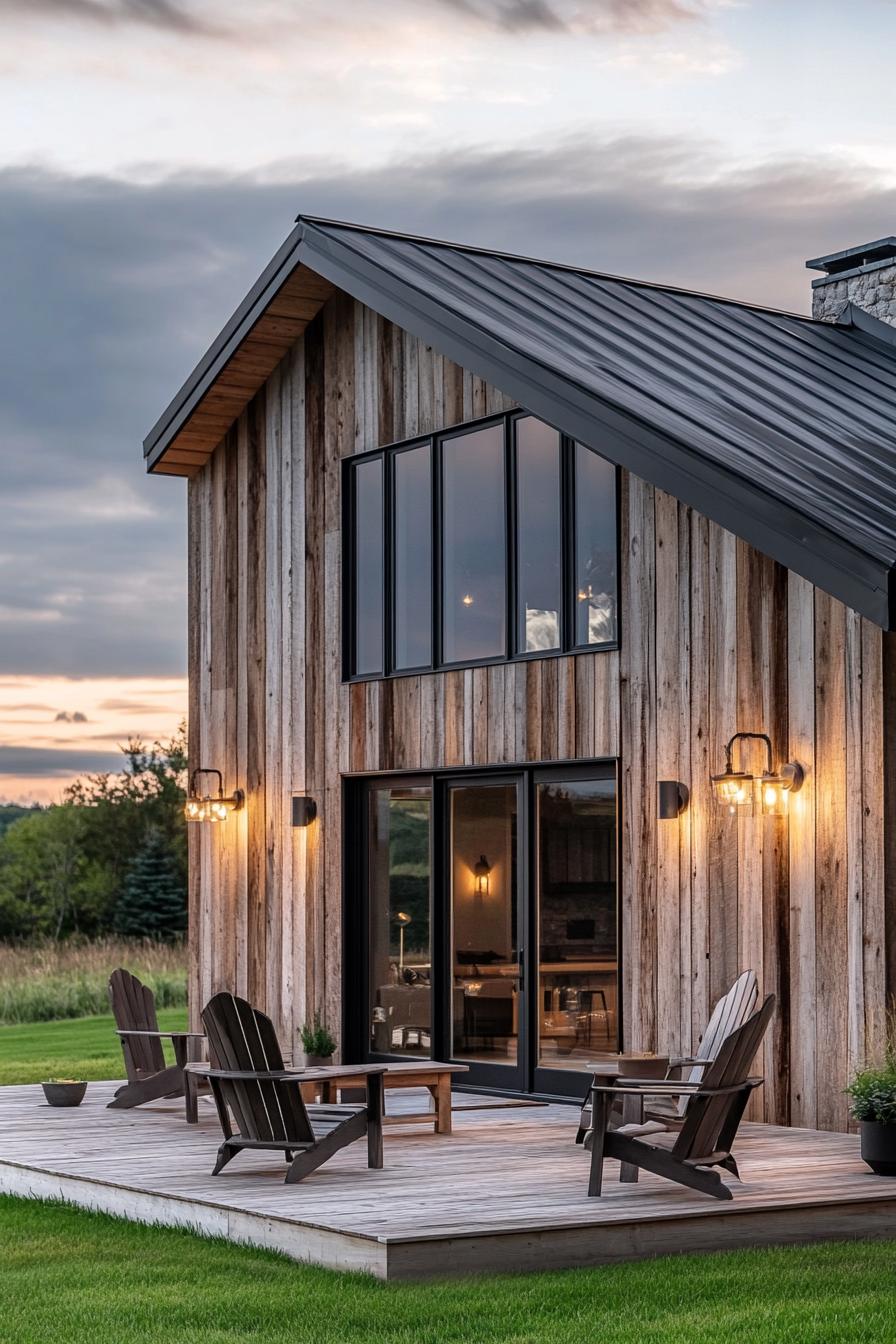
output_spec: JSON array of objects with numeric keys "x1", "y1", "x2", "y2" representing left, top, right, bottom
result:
[
  {"x1": 711, "y1": 732, "x2": 804, "y2": 817},
  {"x1": 184, "y1": 768, "x2": 244, "y2": 823},
  {"x1": 473, "y1": 854, "x2": 492, "y2": 897}
]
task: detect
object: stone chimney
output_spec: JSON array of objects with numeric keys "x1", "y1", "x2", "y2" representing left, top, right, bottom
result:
[{"x1": 807, "y1": 237, "x2": 896, "y2": 323}]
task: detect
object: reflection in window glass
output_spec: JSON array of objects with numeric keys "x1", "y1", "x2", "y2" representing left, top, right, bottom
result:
[
  {"x1": 368, "y1": 786, "x2": 432, "y2": 1058},
  {"x1": 394, "y1": 445, "x2": 432, "y2": 670},
  {"x1": 515, "y1": 418, "x2": 562, "y2": 653},
  {"x1": 441, "y1": 425, "x2": 506, "y2": 663},
  {"x1": 536, "y1": 776, "x2": 618, "y2": 1068},
  {"x1": 352, "y1": 458, "x2": 384, "y2": 675},
  {"x1": 575, "y1": 444, "x2": 617, "y2": 646}
]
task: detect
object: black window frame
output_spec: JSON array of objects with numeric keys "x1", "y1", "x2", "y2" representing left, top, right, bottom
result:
[{"x1": 342, "y1": 409, "x2": 620, "y2": 682}]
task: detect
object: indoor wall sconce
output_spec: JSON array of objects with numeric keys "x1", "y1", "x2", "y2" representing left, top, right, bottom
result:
[
  {"x1": 473, "y1": 854, "x2": 492, "y2": 897},
  {"x1": 184, "y1": 768, "x2": 244, "y2": 823},
  {"x1": 711, "y1": 733, "x2": 804, "y2": 816},
  {"x1": 658, "y1": 781, "x2": 689, "y2": 819},
  {"x1": 291, "y1": 795, "x2": 318, "y2": 827}
]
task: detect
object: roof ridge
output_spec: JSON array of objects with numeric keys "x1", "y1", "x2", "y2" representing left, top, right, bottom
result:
[{"x1": 296, "y1": 213, "x2": 815, "y2": 325}]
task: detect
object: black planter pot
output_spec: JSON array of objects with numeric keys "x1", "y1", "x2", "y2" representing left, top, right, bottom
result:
[
  {"x1": 41, "y1": 1081, "x2": 87, "y2": 1107},
  {"x1": 860, "y1": 1121, "x2": 896, "y2": 1175}
]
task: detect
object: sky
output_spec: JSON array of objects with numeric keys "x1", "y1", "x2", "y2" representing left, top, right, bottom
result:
[{"x1": 2, "y1": 0, "x2": 896, "y2": 802}]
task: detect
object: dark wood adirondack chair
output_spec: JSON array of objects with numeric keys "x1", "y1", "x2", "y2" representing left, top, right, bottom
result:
[
  {"x1": 585, "y1": 995, "x2": 776, "y2": 1201},
  {"x1": 107, "y1": 968, "x2": 206, "y2": 1115},
  {"x1": 576, "y1": 969, "x2": 759, "y2": 1143},
  {"x1": 201, "y1": 992, "x2": 386, "y2": 1185}
]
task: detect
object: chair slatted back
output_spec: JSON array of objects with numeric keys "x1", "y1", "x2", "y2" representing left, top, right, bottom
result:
[
  {"x1": 676, "y1": 969, "x2": 759, "y2": 1116},
  {"x1": 202, "y1": 993, "x2": 315, "y2": 1146},
  {"x1": 673, "y1": 995, "x2": 775, "y2": 1162},
  {"x1": 108, "y1": 968, "x2": 165, "y2": 1078}
]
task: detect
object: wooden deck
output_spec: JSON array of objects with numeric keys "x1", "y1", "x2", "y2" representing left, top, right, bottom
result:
[{"x1": 2, "y1": 1080, "x2": 895, "y2": 1280}]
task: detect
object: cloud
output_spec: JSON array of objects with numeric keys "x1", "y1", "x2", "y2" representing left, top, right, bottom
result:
[
  {"x1": 7, "y1": 0, "x2": 222, "y2": 35},
  {"x1": 98, "y1": 698, "x2": 173, "y2": 713},
  {"x1": 0, "y1": 745, "x2": 123, "y2": 778},
  {"x1": 435, "y1": 0, "x2": 707, "y2": 34},
  {"x1": 3, "y1": 138, "x2": 895, "y2": 682}
]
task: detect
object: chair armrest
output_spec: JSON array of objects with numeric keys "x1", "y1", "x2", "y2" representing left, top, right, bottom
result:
[
  {"x1": 116, "y1": 1029, "x2": 205, "y2": 1040},
  {"x1": 590, "y1": 1078, "x2": 761, "y2": 1098},
  {"x1": 666, "y1": 1056, "x2": 703, "y2": 1069}
]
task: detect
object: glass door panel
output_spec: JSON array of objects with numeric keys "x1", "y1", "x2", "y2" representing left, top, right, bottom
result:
[
  {"x1": 367, "y1": 784, "x2": 432, "y2": 1057},
  {"x1": 449, "y1": 781, "x2": 522, "y2": 1077},
  {"x1": 535, "y1": 776, "x2": 618, "y2": 1073}
]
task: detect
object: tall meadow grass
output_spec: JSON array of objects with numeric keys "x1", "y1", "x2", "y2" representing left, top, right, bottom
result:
[{"x1": 0, "y1": 939, "x2": 187, "y2": 1024}]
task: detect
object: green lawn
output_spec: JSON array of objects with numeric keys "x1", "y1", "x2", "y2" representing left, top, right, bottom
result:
[
  {"x1": 0, "y1": 1008, "x2": 187, "y2": 1085},
  {"x1": 2, "y1": 1197, "x2": 896, "y2": 1343}
]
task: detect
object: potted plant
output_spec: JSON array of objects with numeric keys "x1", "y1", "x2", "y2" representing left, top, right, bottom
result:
[
  {"x1": 847, "y1": 1052, "x2": 896, "y2": 1175},
  {"x1": 299, "y1": 1015, "x2": 336, "y2": 1068},
  {"x1": 41, "y1": 1078, "x2": 88, "y2": 1108}
]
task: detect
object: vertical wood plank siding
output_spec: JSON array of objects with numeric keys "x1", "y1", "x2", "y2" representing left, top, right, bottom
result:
[{"x1": 187, "y1": 295, "x2": 889, "y2": 1126}]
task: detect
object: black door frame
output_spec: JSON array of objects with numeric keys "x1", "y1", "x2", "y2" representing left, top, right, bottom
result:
[{"x1": 342, "y1": 758, "x2": 620, "y2": 1100}]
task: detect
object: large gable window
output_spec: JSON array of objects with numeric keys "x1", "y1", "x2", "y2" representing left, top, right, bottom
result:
[{"x1": 344, "y1": 410, "x2": 617, "y2": 680}]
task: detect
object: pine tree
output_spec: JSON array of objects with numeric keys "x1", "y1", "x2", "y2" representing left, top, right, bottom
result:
[{"x1": 113, "y1": 829, "x2": 187, "y2": 941}]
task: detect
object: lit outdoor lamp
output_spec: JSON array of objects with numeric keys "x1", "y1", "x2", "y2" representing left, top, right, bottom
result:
[
  {"x1": 394, "y1": 911, "x2": 412, "y2": 971},
  {"x1": 184, "y1": 768, "x2": 244, "y2": 823},
  {"x1": 710, "y1": 733, "x2": 803, "y2": 817}
]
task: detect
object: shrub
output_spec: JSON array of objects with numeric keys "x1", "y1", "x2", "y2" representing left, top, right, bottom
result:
[{"x1": 847, "y1": 1011, "x2": 896, "y2": 1124}]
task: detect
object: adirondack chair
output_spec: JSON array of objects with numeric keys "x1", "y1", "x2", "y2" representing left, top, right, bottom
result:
[
  {"x1": 576, "y1": 969, "x2": 759, "y2": 1141},
  {"x1": 107, "y1": 968, "x2": 206, "y2": 1114},
  {"x1": 585, "y1": 995, "x2": 776, "y2": 1201},
  {"x1": 201, "y1": 992, "x2": 386, "y2": 1184}
]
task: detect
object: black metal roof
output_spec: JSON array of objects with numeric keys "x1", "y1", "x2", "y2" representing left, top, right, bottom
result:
[{"x1": 146, "y1": 215, "x2": 896, "y2": 628}]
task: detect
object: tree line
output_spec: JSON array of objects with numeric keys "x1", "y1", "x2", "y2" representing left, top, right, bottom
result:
[{"x1": 0, "y1": 728, "x2": 188, "y2": 943}]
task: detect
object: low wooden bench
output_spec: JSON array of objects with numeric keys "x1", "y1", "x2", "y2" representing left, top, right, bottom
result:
[{"x1": 301, "y1": 1061, "x2": 469, "y2": 1134}]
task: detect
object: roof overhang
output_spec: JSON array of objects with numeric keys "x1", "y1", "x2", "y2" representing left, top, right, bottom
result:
[{"x1": 143, "y1": 226, "x2": 333, "y2": 476}]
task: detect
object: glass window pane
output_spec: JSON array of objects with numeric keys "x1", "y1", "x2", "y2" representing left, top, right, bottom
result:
[
  {"x1": 575, "y1": 444, "x2": 617, "y2": 646},
  {"x1": 450, "y1": 783, "x2": 519, "y2": 1066},
  {"x1": 441, "y1": 425, "x2": 506, "y2": 663},
  {"x1": 368, "y1": 786, "x2": 432, "y2": 1058},
  {"x1": 353, "y1": 458, "x2": 384, "y2": 675},
  {"x1": 393, "y1": 445, "x2": 432, "y2": 670},
  {"x1": 536, "y1": 776, "x2": 618, "y2": 1069},
  {"x1": 515, "y1": 418, "x2": 562, "y2": 653}
]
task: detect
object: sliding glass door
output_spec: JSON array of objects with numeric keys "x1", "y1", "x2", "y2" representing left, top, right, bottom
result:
[
  {"x1": 533, "y1": 771, "x2": 618, "y2": 1094},
  {"x1": 352, "y1": 762, "x2": 618, "y2": 1098},
  {"x1": 366, "y1": 782, "x2": 433, "y2": 1058},
  {"x1": 447, "y1": 777, "x2": 526, "y2": 1090}
]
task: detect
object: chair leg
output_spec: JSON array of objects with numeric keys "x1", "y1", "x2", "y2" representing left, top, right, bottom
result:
[
  {"x1": 367, "y1": 1071, "x2": 384, "y2": 1168},
  {"x1": 719, "y1": 1153, "x2": 740, "y2": 1180},
  {"x1": 212, "y1": 1144, "x2": 237, "y2": 1176},
  {"x1": 587, "y1": 1091, "x2": 611, "y2": 1197}
]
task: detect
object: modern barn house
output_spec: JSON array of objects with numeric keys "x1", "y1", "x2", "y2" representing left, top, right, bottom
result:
[{"x1": 144, "y1": 221, "x2": 896, "y2": 1132}]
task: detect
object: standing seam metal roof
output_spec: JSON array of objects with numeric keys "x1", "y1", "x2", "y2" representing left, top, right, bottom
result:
[{"x1": 145, "y1": 215, "x2": 896, "y2": 628}]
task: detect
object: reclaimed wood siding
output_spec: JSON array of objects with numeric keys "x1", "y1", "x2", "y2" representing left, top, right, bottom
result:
[{"x1": 188, "y1": 294, "x2": 888, "y2": 1126}]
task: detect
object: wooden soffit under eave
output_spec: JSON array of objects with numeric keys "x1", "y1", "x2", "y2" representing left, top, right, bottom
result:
[{"x1": 147, "y1": 268, "x2": 335, "y2": 477}]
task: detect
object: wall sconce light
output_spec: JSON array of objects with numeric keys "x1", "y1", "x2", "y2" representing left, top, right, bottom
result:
[
  {"x1": 710, "y1": 733, "x2": 803, "y2": 816},
  {"x1": 473, "y1": 854, "x2": 491, "y2": 897},
  {"x1": 184, "y1": 768, "x2": 244, "y2": 823},
  {"x1": 658, "y1": 781, "x2": 689, "y2": 819},
  {"x1": 291, "y1": 795, "x2": 318, "y2": 827}
]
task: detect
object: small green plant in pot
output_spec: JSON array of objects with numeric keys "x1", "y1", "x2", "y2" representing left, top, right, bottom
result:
[
  {"x1": 299, "y1": 1015, "x2": 336, "y2": 1068},
  {"x1": 847, "y1": 1052, "x2": 896, "y2": 1176}
]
